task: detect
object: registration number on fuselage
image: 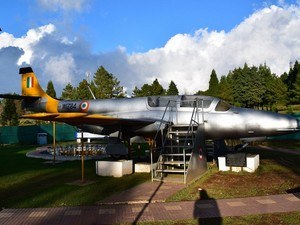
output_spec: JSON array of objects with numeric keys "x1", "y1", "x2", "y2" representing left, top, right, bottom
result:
[
  {"x1": 61, "y1": 103, "x2": 78, "y2": 111},
  {"x1": 63, "y1": 103, "x2": 77, "y2": 109}
]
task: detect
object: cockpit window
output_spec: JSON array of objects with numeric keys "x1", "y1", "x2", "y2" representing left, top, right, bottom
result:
[
  {"x1": 215, "y1": 100, "x2": 231, "y2": 111},
  {"x1": 147, "y1": 96, "x2": 177, "y2": 107},
  {"x1": 180, "y1": 95, "x2": 212, "y2": 108}
]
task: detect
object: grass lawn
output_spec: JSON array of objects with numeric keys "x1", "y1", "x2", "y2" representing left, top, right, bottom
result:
[
  {"x1": 167, "y1": 146, "x2": 300, "y2": 201},
  {"x1": 1, "y1": 143, "x2": 299, "y2": 225},
  {"x1": 0, "y1": 145, "x2": 149, "y2": 208}
]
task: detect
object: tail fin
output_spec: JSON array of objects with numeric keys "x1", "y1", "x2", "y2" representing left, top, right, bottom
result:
[
  {"x1": 20, "y1": 67, "x2": 47, "y2": 97},
  {"x1": 19, "y1": 67, "x2": 58, "y2": 113}
]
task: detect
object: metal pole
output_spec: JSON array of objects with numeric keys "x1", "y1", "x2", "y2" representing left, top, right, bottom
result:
[
  {"x1": 151, "y1": 139, "x2": 153, "y2": 182},
  {"x1": 183, "y1": 148, "x2": 186, "y2": 184},
  {"x1": 81, "y1": 131, "x2": 85, "y2": 183},
  {"x1": 53, "y1": 121, "x2": 56, "y2": 164}
]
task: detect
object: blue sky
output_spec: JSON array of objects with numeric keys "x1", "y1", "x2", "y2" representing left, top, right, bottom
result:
[
  {"x1": 1, "y1": 0, "x2": 300, "y2": 96},
  {"x1": 1, "y1": 0, "x2": 279, "y2": 52}
]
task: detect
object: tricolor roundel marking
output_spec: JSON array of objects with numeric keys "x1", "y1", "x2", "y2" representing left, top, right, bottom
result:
[{"x1": 80, "y1": 101, "x2": 89, "y2": 112}]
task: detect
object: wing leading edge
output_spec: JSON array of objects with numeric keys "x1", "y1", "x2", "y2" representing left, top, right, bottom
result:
[{"x1": 21, "y1": 113, "x2": 156, "y2": 127}]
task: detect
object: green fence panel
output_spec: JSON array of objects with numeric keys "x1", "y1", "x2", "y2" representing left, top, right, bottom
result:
[{"x1": 0, "y1": 124, "x2": 77, "y2": 145}]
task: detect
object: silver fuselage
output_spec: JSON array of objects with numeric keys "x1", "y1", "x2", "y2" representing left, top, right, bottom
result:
[{"x1": 52, "y1": 95, "x2": 299, "y2": 139}]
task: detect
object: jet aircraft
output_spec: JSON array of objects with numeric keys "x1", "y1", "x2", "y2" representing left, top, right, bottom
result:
[
  {"x1": 1, "y1": 67, "x2": 299, "y2": 142},
  {"x1": 1, "y1": 67, "x2": 297, "y2": 135},
  {"x1": 1, "y1": 67, "x2": 299, "y2": 181}
]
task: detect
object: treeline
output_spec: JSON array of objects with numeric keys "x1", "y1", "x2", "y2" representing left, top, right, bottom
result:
[
  {"x1": 59, "y1": 69, "x2": 179, "y2": 100},
  {"x1": 199, "y1": 62, "x2": 300, "y2": 110},
  {"x1": 1, "y1": 61, "x2": 300, "y2": 126},
  {"x1": 55, "y1": 62, "x2": 300, "y2": 111}
]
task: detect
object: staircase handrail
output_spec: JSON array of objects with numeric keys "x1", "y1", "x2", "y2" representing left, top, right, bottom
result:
[
  {"x1": 152, "y1": 100, "x2": 171, "y2": 144},
  {"x1": 183, "y1": 98, "x2": 203, "y2": 147}
]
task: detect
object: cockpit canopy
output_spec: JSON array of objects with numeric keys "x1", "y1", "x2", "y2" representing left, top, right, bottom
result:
[
  {"x1": 147, "y1": 95, "x2": 232, "y2": 112},
  {"x1": 147, "y1": 95, "x2": 214, "y2": 109}
]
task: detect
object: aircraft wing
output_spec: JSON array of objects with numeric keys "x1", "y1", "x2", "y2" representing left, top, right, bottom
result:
[
  {"x1": 0, "y1": 94, "x2": 40, "y2": 100},
  {"x1": 21, "y1": 112, "x2": 156, "y2": 126}
]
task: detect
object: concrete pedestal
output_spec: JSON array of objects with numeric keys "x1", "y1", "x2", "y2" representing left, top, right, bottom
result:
[
  {"x1": 244, "y1": 154, "x2": 260, "y2": 172},
  {"x1": 134, "y1": 162, "x2": 156, "y2": 173},
  {"x1": 218, "y1": 154, "x2": 259, "y2": 173},
  {"x1": 218, "y1": 157, "x2": 230, "y2": 171},
  {"x1": 95, "y1": 160, "x2": 133, "y2": 177}
]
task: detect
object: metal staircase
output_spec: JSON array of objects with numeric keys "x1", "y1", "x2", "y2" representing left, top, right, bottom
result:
[{"x1": 151, "y1": 101, "x2": 203, "y2": 184}]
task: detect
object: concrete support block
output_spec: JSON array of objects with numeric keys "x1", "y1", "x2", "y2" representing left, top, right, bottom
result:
[
  {"x1": 244, "y1": 154, "x2": 260, "y2": 173},
  {"x1": 134, "y1": 162, "x2": 156, "y2": 173},
  {"x1": 218, "y1": 157, "x2": 230, "y2": 171},
  {"x1": 218, "y1": 154, "x2": 259, "y2": 173},
  {"x1": 231, "y1": 166, "x2": 242, "y2": 172},
  {"x1": 95, "y1": 160, "x2": 133, "y2": 177}
]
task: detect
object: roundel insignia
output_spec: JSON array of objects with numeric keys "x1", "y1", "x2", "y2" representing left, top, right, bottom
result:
[{"x1": 80, "y1": 101, "x2": 89, "y2": 112}]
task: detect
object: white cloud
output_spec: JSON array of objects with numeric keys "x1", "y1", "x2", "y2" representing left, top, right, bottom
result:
[
  {"x1": 0, "y1": 24, "x2": 55, "y2": 65},
  {"x1": 38, "y1": 0, "x2": 90, "y2": 12},
  {"x1": 43, "y1": 53, "x2": 77, "y2": 86},
  {"x1": 2, "y1": 4, "x2": 300, "y2": 96},
  {"x1": 127, "y1": 4, "x2": 300, "y2": 94}
]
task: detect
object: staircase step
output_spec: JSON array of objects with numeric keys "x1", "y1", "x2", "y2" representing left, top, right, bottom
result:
[
  {"x1": 164, "y1": 145, "x2": 193, "y2": 149},
  {"x1": 156, "y1": 169, "x2": 185, "y2": 173},
  {"x1": 161, "y1": 153, "x2": 192, "y2": 156},
  {"x1": 168, "y1": 130, "x2": 196, "y2": 134},
  {"x1": 158, "y1": 161, "x2": 189, "y2": 165},
  {"x1": 166, "y1": 137, "x2": 194, "y2": 141},
  {"x1": 171, "y1": 124, "x2": 198, "y2": 127}
]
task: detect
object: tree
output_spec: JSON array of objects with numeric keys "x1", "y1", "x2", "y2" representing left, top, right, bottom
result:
[
  {"x1": 132, "y1": 84, "x2": 152, "y2": 97},
  {"x1": 293, "y1": 73, "x2": 300, "y2": 103},
  {"x1": 283, "y1": 61, "x2": 300, "y2": 103},
  {"x1": 259, "y1": 64, "x2": 287, "y2": 109},
  {"x1": 1, "y1": 98, "x2": 19, "y2": 126},
  {"x1": 61, "y1": 83, "x2": 76, "y2": 100},
  {"x1": 132, "y1": 78, "x2": 165, "y2": 97},
  {"x1": 166, "y1": 80, "x2": 179, "y2": 95},
  {"x1": 206, "y1": 69, "x2": 219, "y2": 97},
  {"x1": 230, "y1": 63, "x2": 265, "y2": 108},
  {"x1": 93, "y1": 66, "x2": 124, "y2": 99},
  {"x1": 151, "y1": 79, "x2": 165, "y2": 96},
  {"x1": 75, "y1": 79, "x2": 94, "y2": 100},
  {"x1": 217, "y1": 75, "x2": 233, "y2": 103},
  {"x1": 46, "y1": 80, "x2": 57, "y2": 98}
]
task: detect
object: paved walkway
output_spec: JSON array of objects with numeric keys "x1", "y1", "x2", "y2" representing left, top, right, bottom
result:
[{"x1": 1, "y1": 181, "x2": 300, "y2": 224}]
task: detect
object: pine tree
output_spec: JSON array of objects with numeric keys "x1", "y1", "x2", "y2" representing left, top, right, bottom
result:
[
  {"x1": 217, "y1": 76, "x2": 233, "y2": 103},
  {"x1": 46, "y1": 81, "x2": 57, "y2": 98},
  {"x1": 166, "y1": 80, "x2": 179, "y2": 95},
  {"x1": 207, "y1": 69, "x2": 219, "y2": 97},
  {"x1": 61, "y1": 83, "x2": 76, "y2": 100},
  {"x1": 75, "y1": 79, "x2": 93, "y2": 100},
  {"x1": 93, "y1": 66, "x2": 124, "y2": 99},
  {"x1": 284, "y1": 61, "x2": 300, "y2": 103},
  {"x1": 293, "y1": 73, "x2": 300, "y2": 103},
  {"x1": 151, "y1": 79, "x2": 165, "y2": 96}
]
